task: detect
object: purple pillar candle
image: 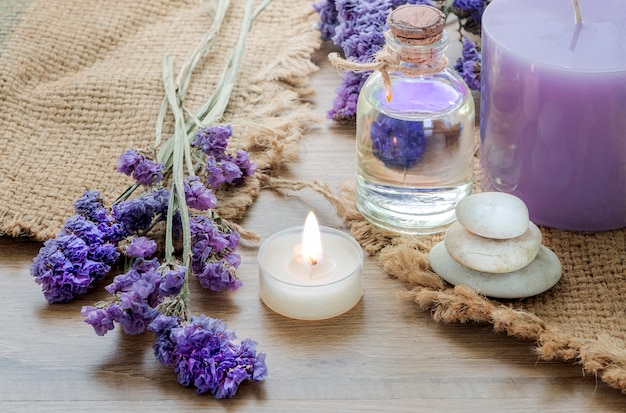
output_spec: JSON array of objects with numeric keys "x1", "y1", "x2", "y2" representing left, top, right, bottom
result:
[{"x1": 480, "y1": 0, "x2": 626, "y2": 231}]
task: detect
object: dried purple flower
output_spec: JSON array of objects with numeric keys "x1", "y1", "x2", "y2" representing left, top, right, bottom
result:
[
  {"x1": 117, "y1": 149, "x2": 165, "y2": 186},
  {"x1": 132, "y1": 158, "x2": 165, "y2": 186},
  {"x1": 125, "y1": 236, "x2": 157, "y2": 258},
  {"x1": 189, "y1": 215, "x2": 242, "y2": 292},
  {"x1": 111, "y1": 188, "x2": 169, "y2": 237},
  {"x1": 117, "y1": 149, "x2": 141, "y2": 175},
  {"x1": 233, "y1": 150, "x2": 257, "y2": 179},
  {"x1": 454, "y1": 37, "x2": 482, "y2": 90},
  {"x1": 313, "y1": 0, "x2": 338, "y2": 41},
  {"x1": 184, "y1": 176, "x2": 217, "y2": 211},
  {"x1": 159, "y1": 265, "x2": 186, "y2": 296},
  {"x1": 148, "y1": 314, "x2": 267, "y2": 398},
  {"x1": 31, "y1": 212, "x2": 120, "y2": 303},
  {"x1": 371, "y1": 114, "x2": 427, "y2": 169},
  {"x1": 192, "y1": 125, "x2": 232, "y2": 158},
  {"x1": 452, "y1": 0, "x2": 487, "y2": 12},
  {"x1": 73, "y1": 190, "x2": 110, "y2": 224},
  {"x1": 83, "y1": 258, "x2": 166, "y2": 336}
]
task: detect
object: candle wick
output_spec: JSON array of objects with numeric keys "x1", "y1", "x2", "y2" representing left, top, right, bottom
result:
[
  {"x1": 309, "y1": 257, "x2": 318, "y2": 266},
  {"x1": 569, "y1": 23, "x2": 583, "y2": 52},
  {"x1": 572, "y1": 0, "x2": 583, "y2": 25}
]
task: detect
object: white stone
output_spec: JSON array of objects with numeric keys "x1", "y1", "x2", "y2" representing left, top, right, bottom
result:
[
  {"x1": 428, "y1": 242, "x2": 562, "y2": 299},
  {"x1": 455, "y1": 192, "x2": 529, "y2": 239},
  {"x1": 444, "y1": 221, "x2": 542, "y2": 273}
]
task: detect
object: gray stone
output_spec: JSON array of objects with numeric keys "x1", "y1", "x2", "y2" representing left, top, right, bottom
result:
[
  {"x1": 444, "y1": 221, "x2": 542, "y2": 274},
  {"x1": 455, "y1": 192, "x2": 529, "y2": 239},
  {"x1": 428, "y1": 242, "x2": 562, "y2": 299}
]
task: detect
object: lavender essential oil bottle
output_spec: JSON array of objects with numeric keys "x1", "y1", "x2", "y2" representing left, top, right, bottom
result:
[{"x1": 355, "y1": 4, "x2": 475, "y2": 234}]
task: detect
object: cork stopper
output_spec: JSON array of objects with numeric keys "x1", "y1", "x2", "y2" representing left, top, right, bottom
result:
[{"x1": 388, "y1": 4, "x2": 445, "y2": 44}]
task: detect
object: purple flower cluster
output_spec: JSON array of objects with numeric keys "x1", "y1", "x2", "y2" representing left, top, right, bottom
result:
[
  {"x1": 451, "y1": 0, "x2": 489, "y2": 35},
  {"x1": 313, "y1": 0, "x2": 432, "y2": 123},
  {"x1": 111, "y1": 188, "x2": 169, "y2": 237},
  {"x1": 193, "y1": 126, "x2": 257, "y2": 188},
  {"x1": 31, "y1": 187, "x2": 170, "y2": 303},
  {"x1": 190, "y1": 215, "x2": 242, "y2": 292},
  {"x1": 33, "y1": 122, "x2": 263, "y2": 397},
  {"x1": 454, "y1": 37, "x2": 481, "y2": 90},
  {"x1": 117, "y1": 149, "x2": 165, "y2": 186},
  {"x1": 184, "y1": 176, "x2": 217, "y2": 211},
  {"x1": 31, "y1": 191, "x2": 120, "y2": 303},
  {"x1": 371, "y1": 114, "x2": 427, "y2": 169},
  {"x1": 149, "y1": 314, "x2": 267, "y2": 398},
  {"x1": 81, "y1": 258, "x2": 186, "y2": 336},
  {"x1": 125, "y1": 236, "x2": 157, "y2": 258}
]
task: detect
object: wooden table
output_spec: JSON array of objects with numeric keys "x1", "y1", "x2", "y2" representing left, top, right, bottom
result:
[{"x1": 2, "y1": 43, "x2": 626, "y2": 413}]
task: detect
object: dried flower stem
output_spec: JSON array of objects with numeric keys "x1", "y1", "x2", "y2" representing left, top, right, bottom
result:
[{"x1": 156, "y1": 0, "x2": 274, "y2": 310}]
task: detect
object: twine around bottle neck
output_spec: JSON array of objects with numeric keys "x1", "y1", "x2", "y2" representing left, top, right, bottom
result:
[{"x1": 329, "y1": 42, "x2": 448, "y2": 103}]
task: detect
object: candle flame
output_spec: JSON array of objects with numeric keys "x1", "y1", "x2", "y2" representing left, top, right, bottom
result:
[{"x1": 301, "y1": 211, "x2": 323, "y2": 266}]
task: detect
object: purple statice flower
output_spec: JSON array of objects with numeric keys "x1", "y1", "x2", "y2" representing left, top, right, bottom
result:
[
  {"x1": 111, "y1": 188, "x2": 169, "y2": 237},
  {"x1": 117, "y1": 148, "x2": 165, "y2": 186},
  {"x1": 132, "y1": 158, "x2": 165, "y2": 186},
  {"x1": 452, "y1": 0, "x2": 487, "y2": 12},
  {"x1": 454, "y1": 37, "x2": 481, "y2": 90},
  {"x1": 83, "y1": 258, "x2": 169, "y2": 336},
  {"x1": 125, "y1": 236, "x2": 157, "y2": 258},
  {"x1": 81, "y1": 306, "x2": 115, "y2": 336},
  {"x1": 189, "y1": 215, "x2": 242, "y2": 292},
  {"x1": 192, "y1": 124, "x2": 256, "y2": 188},
  {"x1": 327, "y1": 71, "x2": 367, "y2": 123},
  {"x1": 205, "y1": 157, "x2": 227, "y2": 189},
  {"x1": 233, "y1": 150, "x2": 257, "y2": 179},
  {"x1": 73, "y1": 190, "x2": 110, "y2": 224},
  {"x1": 451, "y1": 0, "x2": 489, "y2": 35},
  {"x1": 105, "y1": 257, "x2": 160, "y2": 297},
  {"x1": 184, "y1": 176, "x2": 217, "y2": 211},
  {"x1": 159, "y1": 265, "x2": 186, "y2": 296},
  {"x1": 220, "y1": 160, "x2": 243, "y2": 184},
  {"x1": 192, "y1": 125, "x2": 232, "y2": 159},
  {"x1": 371, "y1": 114, "x2": 427, "y2": 169},
  {"x1": 313, "y1": 0, "x2": 338, "y2": 41},
  {"x1": 321, "y1": 0, "x2": 432, "y2": 122},
  {"x1": 195, "y1": 256, "x2": 242, "y2": 292},
  {"x1": 31, "y1": 213, "x2": 120, "y2": 304},
  {"x1": 117, "y1": 148, "x2": 141, "y2": 175},
  {"x1": 148, "y1": 314, "x2": 267, "y2": 398}
]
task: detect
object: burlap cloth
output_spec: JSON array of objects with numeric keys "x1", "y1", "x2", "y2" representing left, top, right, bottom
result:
[
  {"x1": 2, "y1": 0, "x2": 626, "y2": 397},
  {"x1": 0, "y1": 0, "x2": 320, "y2": 240}
]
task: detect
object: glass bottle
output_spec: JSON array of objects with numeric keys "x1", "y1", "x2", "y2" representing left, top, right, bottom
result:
[{"x1": 355, "y1": 4, "x2": 475, "y2": 234}]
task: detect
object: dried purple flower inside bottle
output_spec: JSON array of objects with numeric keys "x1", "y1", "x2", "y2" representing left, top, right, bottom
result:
[{"x1": 370, "y1": 113, "x2": 427, "y2": 169}]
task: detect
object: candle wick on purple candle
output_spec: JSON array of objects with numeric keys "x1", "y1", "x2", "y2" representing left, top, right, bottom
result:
[{"x1": 569, "y1": 23, "x2": 583, "y2": 52}]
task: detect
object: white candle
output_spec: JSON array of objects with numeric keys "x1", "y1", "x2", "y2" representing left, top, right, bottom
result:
[{"x1": 258, "y1": 212, "x2": 363, "y2": 320}]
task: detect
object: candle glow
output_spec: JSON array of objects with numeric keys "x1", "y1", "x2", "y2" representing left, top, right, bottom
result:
[{"x1": 301, "y1": 211, "x2": 323, "y2": 266}]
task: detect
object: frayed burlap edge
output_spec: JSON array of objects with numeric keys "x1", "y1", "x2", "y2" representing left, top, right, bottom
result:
[{"x1": 263, "y1": 177, "x2": 626, "y2": 394}]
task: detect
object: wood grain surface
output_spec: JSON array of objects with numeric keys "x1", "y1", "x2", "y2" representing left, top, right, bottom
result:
[{"x1": 1, "y1": 43, "x2": 625, "y2": 413}]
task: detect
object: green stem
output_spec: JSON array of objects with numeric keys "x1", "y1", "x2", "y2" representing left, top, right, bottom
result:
[{"x1": 162, "y1": 55, "x2": 193, "y2": 292}]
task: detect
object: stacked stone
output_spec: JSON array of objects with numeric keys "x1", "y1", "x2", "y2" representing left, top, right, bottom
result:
[{"x1": 429, "y1": 192, "x2": 562, "y2": 299}]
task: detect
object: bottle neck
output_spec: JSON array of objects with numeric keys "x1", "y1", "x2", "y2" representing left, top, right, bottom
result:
[{"x1": 384, "y1": 29, "x2": 448, "y2": 72}]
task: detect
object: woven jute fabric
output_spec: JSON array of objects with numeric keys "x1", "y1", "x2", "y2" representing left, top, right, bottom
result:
[
  {"x1": 0, "y1": 0, "x2": 321, "y2": 240},
  {"x1": 331, "y1": 156, "x2": 626, "y2": 393}
]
